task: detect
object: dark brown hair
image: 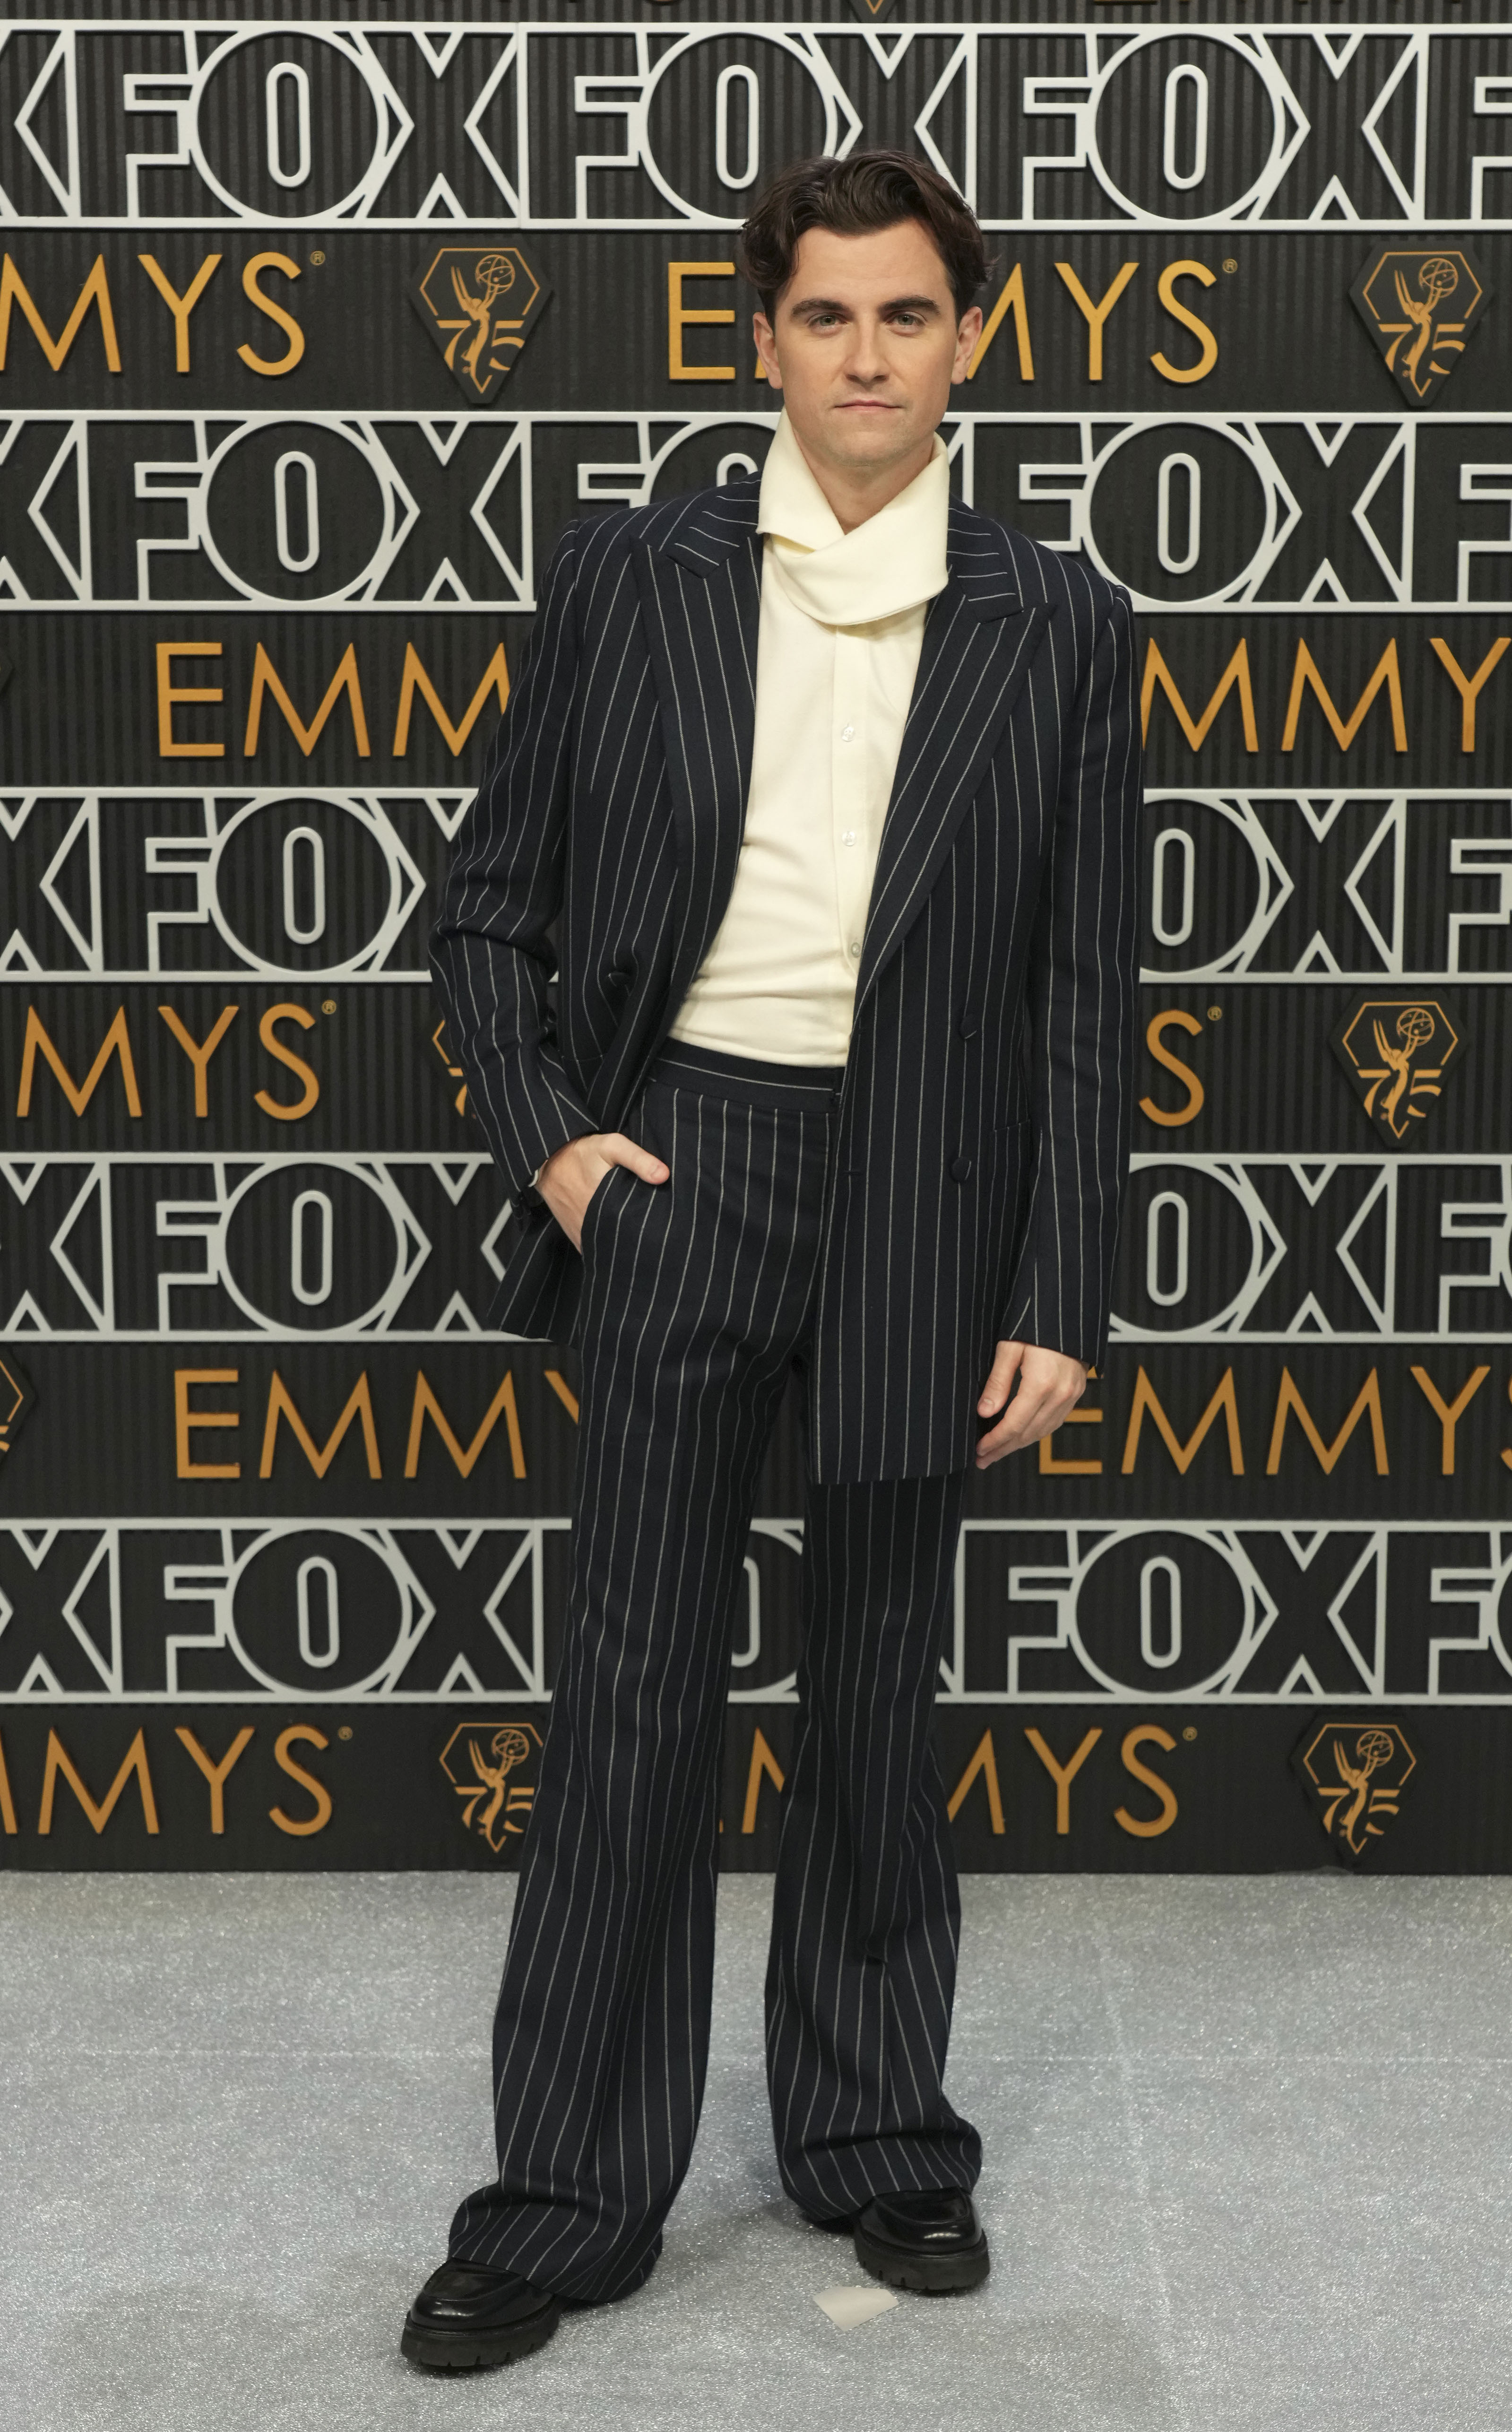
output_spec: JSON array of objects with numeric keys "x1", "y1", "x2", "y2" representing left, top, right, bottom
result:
[{"x1": 737, "y1": 149, "x2": 988, "y2": 322}]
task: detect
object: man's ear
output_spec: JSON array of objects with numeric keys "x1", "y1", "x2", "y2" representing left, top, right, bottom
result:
[
  {"x1": 753, "y1": 311, "x2": 783, "y2": 391},
  {"x1": 951, "y1": 304, "x2": 985, "y2": 384}
]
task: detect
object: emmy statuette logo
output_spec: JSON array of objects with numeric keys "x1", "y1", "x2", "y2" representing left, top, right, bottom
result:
[
  {"x1": 430, "y1": 1017, "x2": 468, "y2": 1117},
  {"x1": 1330, "y1": 994, "x2": 1464, "y2": 1147},
  {"x1": 440, "y1": 1721, "x2": 544, "y2": 1852},
  {"x1": 1296, "y1": 1722, "x2": 1417, "y2": 1862},
  {"x1": 0, "y1": 1352, "x2": 34, "y2": 1458},
  {"x1": 408, "y1": 246, "x2": 552, "y2": 404},
  {"x1": 1350, "y1": 246, "x2": 1490, "y2": 404}
]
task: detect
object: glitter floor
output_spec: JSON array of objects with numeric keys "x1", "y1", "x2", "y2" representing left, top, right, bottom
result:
[{"x1": 3, "y1": 1870, "x2": 1508, "y2": 2432}]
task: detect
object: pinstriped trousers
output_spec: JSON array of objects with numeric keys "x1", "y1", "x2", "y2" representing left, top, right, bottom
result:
[{"x1": 448, "y1": 1044, "x2": 981, "y2": 2302}]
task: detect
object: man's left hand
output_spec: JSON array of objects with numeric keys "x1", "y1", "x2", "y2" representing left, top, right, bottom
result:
[{"x1": 975, "y1": 1340, "x2": 1089, "y2": 1470}]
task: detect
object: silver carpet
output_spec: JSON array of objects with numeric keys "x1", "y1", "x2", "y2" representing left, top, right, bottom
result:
[{"x1": 3, "y1": 1869, "x2": 1508, "y2": 2432}]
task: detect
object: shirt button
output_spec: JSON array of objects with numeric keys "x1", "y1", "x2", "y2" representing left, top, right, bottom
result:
[
  {"x1": 839, "y1": 723, "x2": 855, "y2": 743},
  {"x1": 840, "y1": 829, "x2": 857, "y2": 847},
  {"x1": 849, "y1": 942, "x2": 861, "y2": 959}
]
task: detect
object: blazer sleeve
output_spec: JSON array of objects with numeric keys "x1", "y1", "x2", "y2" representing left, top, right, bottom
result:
[
  {"x1": 429, "y1": 520, "x2": 599, "y2": 1201},
  {"x1": 1000, "y1": 579, "x2": 1142, "y2": 1369}
]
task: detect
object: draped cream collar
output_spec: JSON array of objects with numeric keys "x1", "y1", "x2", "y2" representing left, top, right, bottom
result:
[{"x1": 756, "y1": 409, "x2": 950, "y2": 628}]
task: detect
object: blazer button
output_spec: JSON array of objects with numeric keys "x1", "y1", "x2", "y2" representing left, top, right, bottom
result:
[{"x1": 950, "y1": 1153, "x2": 973, "y2": 1183}]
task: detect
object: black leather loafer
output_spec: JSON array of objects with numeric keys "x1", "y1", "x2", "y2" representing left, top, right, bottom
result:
[
  {"x1": 401, "y1": 2261, "x2": 561, "y2": 2371},
  {"x1": 853, "y1": 2188, "x2": 990, "y2": 2294}
]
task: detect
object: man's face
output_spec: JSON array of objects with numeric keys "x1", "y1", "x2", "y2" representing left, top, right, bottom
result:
[{"x1": 753, "y1": 218, "x2": 982, "y2": 487}]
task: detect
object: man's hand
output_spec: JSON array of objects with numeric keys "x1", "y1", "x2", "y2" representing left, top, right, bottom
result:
[
  {"x1": 537, "y1": 1132, "x2": 668, "y2": 1252},
  {"x1": 975, "y1": 1340, "x2": 1089, "y2": 1470}
]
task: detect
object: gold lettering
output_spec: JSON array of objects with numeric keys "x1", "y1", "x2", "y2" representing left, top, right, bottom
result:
[
  {"x1": 392, "y1": 642, "x2": 509, "y2": 756},
  {"x1": 259, "y1": 1370, "x2": 381, "y2": 1479},
  {"x1": 1266, "y1": 1366, "x2": 1389, "y2": 1477},
  {"x1": 244, "y1": 642, "x2": 369, "y2": 758},
  {"x1": 237, "y1": 251, "x2": 305, "y2": 376},
  {"x1": 1054, "y1": 260, "x2": 1138, "y2": 382},
  {"x1": 1282, "y1": 639, "x2": 1408, "y2": 755},
  {"x1": 174, "y1": 1725, "x2": 255, "y2": 1833},
  {"x1": 0, "y1": 1728, "x2": 17, "y2": 1835},
  {"x1": 269, "y1": 1725, "x2": 332, "y2": 1836},
  {"x1": 0, "y1": 253, "x2": 121, "y2": 372},
  {"x1": 38, "y1": 1728, "x2": 159, "y2": 1836},
  {"x1": 254, "y1": 1003, "x2": 320, "y2": 1121},
  {"x1": 17, "y1": 1005, "x2": 143, "y2": 1119},
  {"x1": 544, "y1": 1370, "x2": 580, "y2": 1424},
  {"x1": 158, "y1": 1003, "x2": 238, "y2": 1117},
  {"x1": 137, "y1": 252, "x2": 221, "y2": 373},
  {"x1": 1139, "y1": 1008, "x2": 1205, "y2": 1129},
  {"x1": 1429, "y1": 635, "x2": 1510, "y2": 754},
  {"x1": 156, "y1": 641, "x2": 225, "y2": 760},
  {"x1": 1122, "y1": 1366, "x2": 1244, "y2": 1476},
  {"x1": 966, "y1": 264, "x2": 1034, "y2": 382},
  {"x1": 175, "y1": 1368, "x2": 241, "y2": 1480},
  {"x1": 741, "y1": 1726, "x2": 785, "y2": 1833},
  {"x1": 667, "y1": 261, "x2": 736, "y2": 381},
  {"x1": 1140, "y1": 638, "x2": 1258, "y2": 752},
  {"x1": 1024, "y1": 1726, "x2": 1102, "y2": 1835},
  {"x1": 1114, "y1": 1726, "x2": 1179, "y2": 1838},
  {"x1": 1150, "y1": 260, "x2": 1218, "y2": 384},
  {"x1": 1039, "y1": 1404, "x2": 1104, "y2": 1475},
  {"x1": 946, "y1": 1730, "x2": 1006, "y2": 1833},
  {"x1": 1409, "y1": 1364, "x2": 1489, "y2": 1476},
  {"x1": 404, "y1": 1371, "x2": 526, "y2": 1480}
]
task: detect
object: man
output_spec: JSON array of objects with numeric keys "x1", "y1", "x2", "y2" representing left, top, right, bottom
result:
[{"x1": 404, "y1": 149, "x2": 1140, "y2": 2371}]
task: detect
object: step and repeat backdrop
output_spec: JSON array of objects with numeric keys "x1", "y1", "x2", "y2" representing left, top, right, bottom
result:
[{"x1": 2, "y1": 0, "x2": 1512, "y2": 1874}]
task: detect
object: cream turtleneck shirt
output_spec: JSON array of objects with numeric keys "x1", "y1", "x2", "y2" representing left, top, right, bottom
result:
[{"x1": 669, "y1": 411, "x2": 950, "y2": 1066}]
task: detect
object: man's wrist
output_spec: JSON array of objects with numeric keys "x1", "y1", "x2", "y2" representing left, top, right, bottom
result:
[{"x1": 534, "y1": 1134, "x2": 592, "y2": 1193}]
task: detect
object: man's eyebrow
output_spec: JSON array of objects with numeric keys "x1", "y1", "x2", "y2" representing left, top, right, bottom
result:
[{"x1": 787, "y1": 292, "x2": 944, "y2": 317}]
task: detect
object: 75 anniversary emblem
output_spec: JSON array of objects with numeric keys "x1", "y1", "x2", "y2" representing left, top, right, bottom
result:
[{"x1": 408, "y1": 244, "x2": 552, "y2": 404}]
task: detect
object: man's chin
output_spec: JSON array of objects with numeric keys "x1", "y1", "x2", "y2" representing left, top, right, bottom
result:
[
  {"x1": 831, "y1": 406, "x2": 908, "y2": 435},
  {"x1": 816, "y1": 410, "x2": 923, "y2": 474}
]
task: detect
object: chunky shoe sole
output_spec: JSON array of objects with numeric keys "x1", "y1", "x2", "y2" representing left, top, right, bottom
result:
[
  {"x1": 853, "y1": 2225, "x2": 991, "y2": 2295},
  {"x1": 400, "y1": 2291, "x2": 561, "y2": 2372}
]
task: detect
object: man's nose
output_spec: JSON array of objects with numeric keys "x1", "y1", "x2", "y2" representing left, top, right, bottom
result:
[{"x1": 842, "y1": 321, "x2": 890, "y2": 383}]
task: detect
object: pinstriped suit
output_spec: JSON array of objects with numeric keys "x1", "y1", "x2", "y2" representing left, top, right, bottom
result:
[
  {"x1": 433, "y1": 477, "x2": 1141, "y2": 1483},
  {"x1": 432, "y1": 476, "x2": 1141, "y2": 2302}
]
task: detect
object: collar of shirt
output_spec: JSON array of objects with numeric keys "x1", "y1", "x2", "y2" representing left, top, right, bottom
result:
[{"x1": 755, "y1": 409, "x2": 950, "y2": 629}]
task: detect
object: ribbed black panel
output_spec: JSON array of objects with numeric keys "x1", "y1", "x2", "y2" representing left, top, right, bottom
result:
[{"x1": 3, "y1": 7, "x2": 1512, "y2": 1875}]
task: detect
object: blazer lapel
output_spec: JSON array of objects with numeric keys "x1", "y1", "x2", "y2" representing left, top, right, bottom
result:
[
  {"x1": 854, "y1": 503, "x2": 1050, "y2": 1015},
  {"x1": 631, "y1": 478, "x2": 763, "y2": 1023}
]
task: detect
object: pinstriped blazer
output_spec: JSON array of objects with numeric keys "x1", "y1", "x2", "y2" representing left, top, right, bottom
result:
[{"x1": 431, "y1": 475, "x2": 1142, "y2": 1483}]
